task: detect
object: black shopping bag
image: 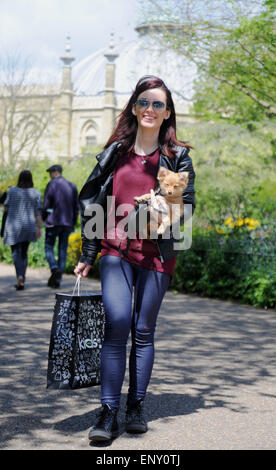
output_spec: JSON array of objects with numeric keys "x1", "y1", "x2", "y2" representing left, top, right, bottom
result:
[{"x1": 47, "y1": 277, "x2": 105, "y2": 390}]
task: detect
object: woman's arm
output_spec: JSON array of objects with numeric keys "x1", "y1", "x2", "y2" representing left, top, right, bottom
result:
[
  {"x1": 175, "y1": 147, "x2": 196, "y2": 227},
  {"x1": 76, "y1": 162, "x2": 103, "y2": 277},
  {"x1": 176, "y1": 147, "x2": 196, "y2": 213}
]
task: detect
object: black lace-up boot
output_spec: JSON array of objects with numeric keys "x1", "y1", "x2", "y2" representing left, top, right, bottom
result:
[
  {"x1": 88, "y1": 404, "x2": 119, "y2": 442},
  {"x1": 125, "y1": 397, "x2": 148, "y2": 433}
]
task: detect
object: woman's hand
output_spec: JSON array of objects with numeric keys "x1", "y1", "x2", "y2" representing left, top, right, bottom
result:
[{"x1": 74, "y1": 262, "x2": 93, "y2": 278}]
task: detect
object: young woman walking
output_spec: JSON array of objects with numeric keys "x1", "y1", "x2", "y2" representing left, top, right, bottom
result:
[
  {"x1": 3, "y1": 170, "x2": 42, "y2": 290},
  {"x1": 74, "y1": 75, "x2": 196, "y2": 442}
]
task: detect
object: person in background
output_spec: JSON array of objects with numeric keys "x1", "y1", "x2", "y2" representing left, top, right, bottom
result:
[
  {"x1": 43, "y1": 164, "x2": 79, "y2": 288},
  {"x1": 3, "y1": 170, "x2": 42, "y2": 290},
  {"x1": 0, "y1": 191, "x2": 8, "y2": 238}
]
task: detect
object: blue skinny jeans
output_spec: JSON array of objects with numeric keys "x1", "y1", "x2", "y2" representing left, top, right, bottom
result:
[{"x1": 99, "y1": 255, "x2": 170, "y2": 410}]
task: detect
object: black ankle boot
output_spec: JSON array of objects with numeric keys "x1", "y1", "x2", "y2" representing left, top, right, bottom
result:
[
  {"x1": 125, "y1": 398, "x2": 148, "y2": 434},
  {"x1": 88, "y1": 404, "x2": 119, "y2": 442}
]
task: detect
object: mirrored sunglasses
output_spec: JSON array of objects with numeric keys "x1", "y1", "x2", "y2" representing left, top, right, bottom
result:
[{"x1": 135, "y1": 98, "x2": 167, "y2": 111}]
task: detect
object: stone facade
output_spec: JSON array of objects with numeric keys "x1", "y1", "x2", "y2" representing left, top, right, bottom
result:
[{"x1": 0, "y1": 31, "x2": 196, "y2": 165}]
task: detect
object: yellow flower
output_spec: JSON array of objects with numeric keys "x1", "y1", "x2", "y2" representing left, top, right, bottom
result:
[
  {"x1": 244, "y1": 218, "x2": 259, "y2": 230},
  {"x1": 223, "y1": 217, "x2": 259, "y2": 231},
  {"x1": 68, "y1": 232, "x2": 81, "y2": 244},
  {"x1": 224, "y1": 217, "x2": 235, "y2": 228},
  {"x1": 235, "y1": 218, "x2": 244, "y2": 227},
  {"x1": 67, "y1": 232, "x2": 82, "y2": 271}
]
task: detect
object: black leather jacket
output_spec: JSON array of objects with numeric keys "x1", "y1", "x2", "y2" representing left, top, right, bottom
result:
[{"x1": 78, "y1": 141, "x2": 196, "y2": 265}]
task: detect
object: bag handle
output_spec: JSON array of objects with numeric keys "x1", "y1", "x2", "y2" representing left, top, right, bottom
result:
[
  {"x1": 72, "y1": 274, "x2": 81, "y2": 296},
  {"x1": 72, "y1": 274, "x2": 90, "y2": 296}
]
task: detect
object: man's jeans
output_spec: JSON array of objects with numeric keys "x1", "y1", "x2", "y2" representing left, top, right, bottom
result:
[{"x1": 45, "y1": 226, "x2": 72, "y2": 281}]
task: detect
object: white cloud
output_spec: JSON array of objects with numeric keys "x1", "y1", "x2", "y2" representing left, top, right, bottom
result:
[{"x1": 0, "y1": 0, "x2": 139, "y2": 69}]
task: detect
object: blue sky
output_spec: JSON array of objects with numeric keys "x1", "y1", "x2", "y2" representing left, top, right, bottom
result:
[{"x1": 0, "y1": 0, "x2": 140, "y2": 78}]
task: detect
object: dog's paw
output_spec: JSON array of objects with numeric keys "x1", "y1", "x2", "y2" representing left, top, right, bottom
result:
[
  {"x1": 157, "y1": 224, "x2": 165, "y2": 235},
  {"x1": 134, "y1": 194, "x2": 151, "y2": 205}
]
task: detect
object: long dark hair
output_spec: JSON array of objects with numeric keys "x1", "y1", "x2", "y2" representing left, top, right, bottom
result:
[
  {"x1": 104, "y1": 75, "x2": 191, "y2": 158},
  {"x1": 17, "y1": 170, "x2": 33, "y2": 189}
]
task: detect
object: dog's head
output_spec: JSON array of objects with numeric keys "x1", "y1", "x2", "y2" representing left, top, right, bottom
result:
[{"x1": 158, "y1": 166, "x2": 189, "y2": 197}]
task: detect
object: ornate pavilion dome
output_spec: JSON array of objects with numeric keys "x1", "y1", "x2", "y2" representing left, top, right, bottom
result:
[{"x1": 72, "y1": 23, "x2": 197, "y2": 106}]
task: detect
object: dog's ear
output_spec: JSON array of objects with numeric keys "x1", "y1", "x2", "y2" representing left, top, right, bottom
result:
[
  {"x1": 178, "y1": 171, "x2": 189, "y2": 185},
  {"x1": 157, "y1": 166, "x2": 168, "y2": 180}
]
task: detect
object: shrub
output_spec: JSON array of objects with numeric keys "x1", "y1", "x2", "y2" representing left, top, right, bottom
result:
[
  {"x1": 65, "y1": 232, "x2": 82, "y2": 273},
  {"x1": 65, "y1": 231, "x2": 100, "y2": 278},
  {"x1": 171, "y1": 227, "x2": 275, "y2": 309}
]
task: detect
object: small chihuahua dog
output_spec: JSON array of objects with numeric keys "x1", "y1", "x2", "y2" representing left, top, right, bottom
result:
[{"x1": 134, "y1": 166, "x2": 189, "y2": 238}]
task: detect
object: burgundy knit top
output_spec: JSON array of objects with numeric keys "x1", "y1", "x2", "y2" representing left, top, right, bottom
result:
[{"x1": 100, "y1": 149, "x2": 176, "y2": 277}]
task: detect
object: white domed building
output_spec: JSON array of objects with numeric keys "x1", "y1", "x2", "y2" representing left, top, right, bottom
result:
[
  {"x1": 0, "y1": 22, "x2": 197, "y2": 163},
  {"x1": 70, "y1": 24, "x2": 196, "y2": 155}
]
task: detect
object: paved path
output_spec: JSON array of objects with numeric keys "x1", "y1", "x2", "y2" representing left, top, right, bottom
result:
[{"x1": 0, "y1": 262, "x2": 276, "y2": 450}]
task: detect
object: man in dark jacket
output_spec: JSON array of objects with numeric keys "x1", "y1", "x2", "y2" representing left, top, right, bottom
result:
[{"x1": 43, "y1": 164, "x2": 79, "y2": 288}]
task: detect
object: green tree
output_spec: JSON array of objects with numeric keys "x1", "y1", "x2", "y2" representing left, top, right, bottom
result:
[
  {"x1": 139, "y1": 0, "x2": 276, "y2": 121},
  {"x1": 194, "y1": 5, "x2": 276, "y2": 121}
]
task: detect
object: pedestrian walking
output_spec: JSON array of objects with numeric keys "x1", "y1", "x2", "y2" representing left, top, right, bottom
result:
[
  {"x1": 0, "y1": 191, "x2": 8, "y2": 238},
  {"x1": 2, "y1": 170, "x2": 42, "y2": 290},
  {"x1": 43, "y1": 164, "x2": 79, "y2": 288},
  {"x1": 74, "y1": 75, "x2": 196, "y2": 442}
]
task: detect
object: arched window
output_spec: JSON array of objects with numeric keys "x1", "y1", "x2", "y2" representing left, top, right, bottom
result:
[{"x1": 80, "y1": 121, "x2": 98, "y2": 148}]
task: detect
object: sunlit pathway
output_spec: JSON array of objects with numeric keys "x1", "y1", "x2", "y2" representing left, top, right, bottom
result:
[{"x1": 0, "y1": 262, "x2": 276, "y2": 450}]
